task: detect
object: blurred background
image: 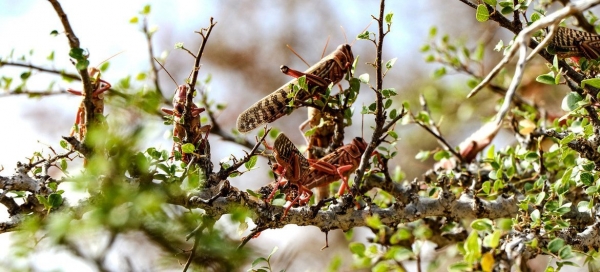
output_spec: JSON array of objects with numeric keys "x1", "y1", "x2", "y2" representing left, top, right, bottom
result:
[{"x1": 0, "y1": 0, "x2": 568, "y2": 271}]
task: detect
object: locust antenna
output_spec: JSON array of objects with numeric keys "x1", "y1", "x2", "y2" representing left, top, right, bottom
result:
[
  {"x1": 321, "y1": 35, "x2": 331, "y2": 58},
  {"x1": 96, "y1": 51, "x2": 125, "y2": 68},
  {"x1": 286, "y1": 44, "x2": 310, "y2": 67},
  {"x1": 349, "y1": 21, "x2": 373, "y2": 47},
  {"x1": 153, "y1": 57, "x2": 179, "y2": 88},
  {"x1": 340, "y1": 26, "x2": 349, "y2": 46}
]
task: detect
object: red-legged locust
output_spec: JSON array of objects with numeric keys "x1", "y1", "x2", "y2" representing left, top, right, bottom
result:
[
  {"x1": 264, "y1": 132, "x2": 311, "y2": 203},
  {"x1": 549, "y1": 27, "x2": 600, "y2": 60},
  {"x1": 236, "y1": 43, "x2": 354, "y2": 133},
  {"x1": 162, "y1": 85, "x2": 211, "y2": 163},
  {"x1": 265, "y1": 133, "x2": 375, "y2": 216},
  {"x1": 67, "y1": 67, "x2": 111, "y2": 140}
]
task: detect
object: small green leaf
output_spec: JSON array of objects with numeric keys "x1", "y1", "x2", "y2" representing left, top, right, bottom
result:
[
  {"x1": 433, "y1": 150, "x2": 451, "y2": 161},
  {"x1": 429, "y1": 27, "x2": 437, "y2": 38},
  {"x1": 474, "y1": 43, "x2": 485, "y2": 61},
  {"x1": 385, "y1": 58, "x2": 397, "y2": 70},
  {"x1": 50, "y1": 30, "x2": 59, "y2": 36},
  {"x1": 246, "y1": 189, "x2": 261, "y2": 198},
  {"x1": 496, "y1": 218, "x2": 512, "y2": 231},
  {"x1": 181, "y1": 143, "x2": 195, "y2": 154},
  {"x1": 69, "y1": 48, "x2": 86, "y2": 60},
  {"x1": 500, "y1": 6, "x2": 514, "y2": 14},
  {"x1": 365, "y1": 215, "x2": 383, "y2": 229},
  {"x1": 357, "y1": 31, "x2": 370, "y2": 40},
  {"x1": 358, "y1": 73, "x2": 369, "y2": 84},
  {"x1": 251, "y1": 257, "x2": 268, "y2": 267},
  {"x1": 471, "y1": 219, "x2": 493, "y2": 232},
  {"x1": 245, "y1": 155, "x2": 258, "y2": 170},
  {"x1": 482, "y1": 181, "x2": 491, "y2": 194},
  {"x1": 531, "y1": 13, "x2": 541, "y2": 22},
  {"x1": 384, "y1": 99, "x2": 392, "y2": 109},
  {"x1": 432, "y1": 67, "x2": 446, "y2": 78},
  {"x1": 415, "y1": 150, "x2": 430, "y2": 161},
  {"x1": 536, "y1": 74, "x2": 556, "y2": 85},
  {"x1": 476, "y1": 4, "x2": 490, "y2": 22},
  {"x1": 129, "y1": 16, "x2": 139, "y2": 24},
  {"x1": 561, "y1": 92, "x2": 583, "y2": 111},
  {"x1": 267, "y1": 246, "x2": 278, "y2": 261},
  {"x1": 390, "y1": 109, "x2": 397, "y2": 119},
  {"x1": 136, "y1": 72, "x2": 146, "y2": 81},
  {"x1": 349, "y1": 242, "x2": 366, "y2": 257},
  {"x1": 75, "y1": 60, "x2": 89, "y2": 71},
  {"x1": 581, "y1": 78, "x2": 600, "y2": 88},
  {"x1": 20, "y1": 71, "x2": 31, "y2": 80},
  {"x1": 141, "y1": 4, "x2": 151, "y2": 15},
  {"x1": 548, "y1": 238, "x2": 565, "y2": 253},
  {"x1": 494, "y1": 39, "x2": 504, "y2": 51},
  {"x1": 385, "y1": 12, "x2": 394, "y2": 24},
  {"x1": 48, "y1": 193, "x2": 63, "y2": 208},
  {"x1": 580, "y1": 172, "x2": 593, "y2": 186},
  {"x1": 36, "y1": 195, "x2": 50, "y2": 208},
  {"x1": 525, "y1": 152, "x2": 539, "y2": 161},
  {"x1": 558, "y1": 246, "x2": 574, "y2": 259},
  {"x1": 60, "y1": 159, "x2": 68, "y2": 172},
  {"x1": 530, "y1": 209, "x2": 540, "y2": 224},
  {"x1": 577, "y1": 201, "x2": 590, "y2": 212}
]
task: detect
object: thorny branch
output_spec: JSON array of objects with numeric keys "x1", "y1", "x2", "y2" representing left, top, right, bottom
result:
[
  {"x1": 0, "y1": 61, "x2": 80, "y2": 80},
  {"x1": 48, "y1": 0, "x2": 96, "y2": 143},
  {"x1": 413, "y1": 94, "x2": 463, "y2": 161},
  {"x1": 353, "y1": 0, "x2": 389, "y2": 194},
  {"x1": 216, "y1": 128, "x2": 270, "y2": 180}
]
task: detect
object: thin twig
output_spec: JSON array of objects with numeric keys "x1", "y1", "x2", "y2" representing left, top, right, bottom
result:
[
  {"x1": 180, "y1": 18, "x2": 216, "y2": 159},
  {"x1": 353, "y1": 0, "x2": 387, "y2": 194},
  {"x1": 0, "y1": 90, "x2": 69, "y2": 97},
  {"x1": 0, "y1": 61, "x2": 80, "y2": 80},
  {"x1": 182, "y1": 230, "x2": 201, "y2": 272},
  {"x1": 238, "y1": 226, "x2": 266, "y2": 250},
  {"x1": 142, "y1": 16, "x2": 165, "y2": 101},
  {"x1": 217, "y1": 127, "x2": 270, "y2": 180}
]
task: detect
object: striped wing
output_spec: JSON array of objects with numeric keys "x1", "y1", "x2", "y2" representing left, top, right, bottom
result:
[
  {"x1": 236, "y1": 44, "x2": 354, "y2": 133},
  {"x1": 551, "y1": 27, "x2": 600, "y2": 59},
  {"x1": 273, "y1": 133, "x2": 310, "y2": 181}
]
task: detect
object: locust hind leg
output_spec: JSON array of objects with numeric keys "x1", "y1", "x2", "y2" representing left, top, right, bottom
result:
[
  {"x1": 335, "y1": 164, "x2": 354, "y2": 196},
  {"x1": 280, "y1": 65, "x2": 329, "y2": 87}
]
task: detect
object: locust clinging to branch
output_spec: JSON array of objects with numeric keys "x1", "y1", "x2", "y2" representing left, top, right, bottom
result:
[
  {"x1": 265, "y1": 133, "x2": 379, "y2": 217},
  {"x1": 236, "y1": 43, "x2": 354, "y2": 133}
]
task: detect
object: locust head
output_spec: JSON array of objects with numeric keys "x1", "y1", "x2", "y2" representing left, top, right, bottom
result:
[
  {"x1": 331, "y1": 44, "x2": 354, "y2": 75},
  {"x1": 173, "y1": 85, "x2": 189, "y2": 105}
]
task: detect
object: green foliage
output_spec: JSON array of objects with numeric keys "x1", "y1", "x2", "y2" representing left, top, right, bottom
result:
[{"x1": 249, "y1": 247, "x2": 283, "y2": 272}]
